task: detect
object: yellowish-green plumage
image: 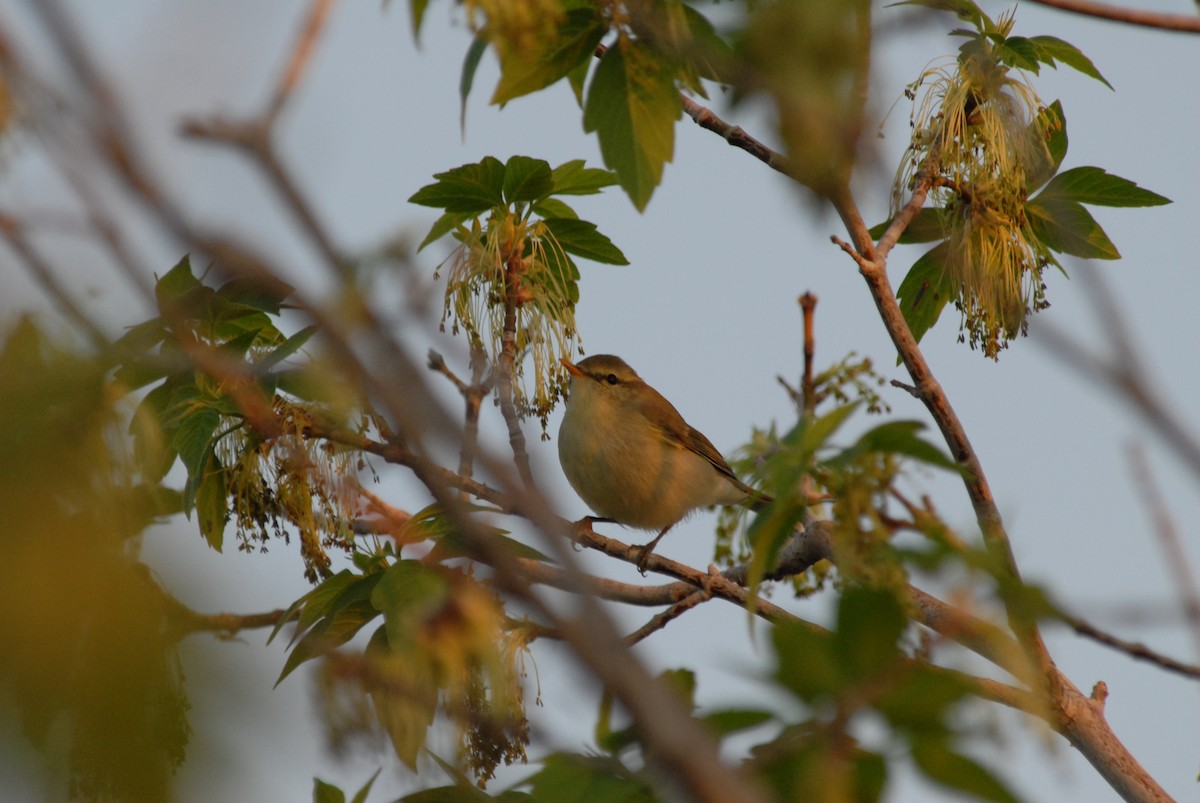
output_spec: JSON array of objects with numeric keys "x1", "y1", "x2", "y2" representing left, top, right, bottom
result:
[{"x1": 558, "y1": 354, "x2": 769, "y2": 560}]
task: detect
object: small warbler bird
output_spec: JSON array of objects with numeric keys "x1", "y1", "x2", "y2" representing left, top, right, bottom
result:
[{"x1": 558, "y1": 354, "x2": 771, "y2": 568}]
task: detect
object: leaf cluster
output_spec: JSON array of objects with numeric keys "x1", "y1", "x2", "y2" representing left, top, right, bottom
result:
[
  {"x1": 114, "y1": 256, "x2": 358, "y2": 581},
  {"x1": 411, "y1": 154, "x2": 626, "y2": 428},
  {"x1": 883, "y1": 2, "x2": 1169, "y2": 358}
]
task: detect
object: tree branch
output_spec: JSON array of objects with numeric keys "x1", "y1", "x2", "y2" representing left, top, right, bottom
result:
[{"x1": 1024, "y1": 0, "x2": 1200, "y2": 34}]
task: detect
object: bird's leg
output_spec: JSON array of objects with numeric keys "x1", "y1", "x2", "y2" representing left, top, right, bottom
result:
[{"x1": 633, "y1": 525, "x2": 673, "y2": 574}]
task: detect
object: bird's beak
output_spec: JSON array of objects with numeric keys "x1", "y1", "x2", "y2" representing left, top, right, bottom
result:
[{"x1": 560, "y1": 358, "x2": 585, "y2": 378}]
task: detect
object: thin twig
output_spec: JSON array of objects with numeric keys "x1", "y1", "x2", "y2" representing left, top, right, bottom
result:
[
  {"x1": 624, "y1": 589, "x2": 711, "y2": 646},
  {"x1": 1024, "y1": 0, "x2": 1200, "y2": 33},
  {"x1": 264, "y1": 0, "x2": 339, "y2": 126},
  {"x1": 1057, "y1": 609, "x2": 1200, "y2": 681}
]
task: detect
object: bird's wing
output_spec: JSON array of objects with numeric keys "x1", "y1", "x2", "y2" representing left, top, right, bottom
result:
[{"x1": 636, "y1": 382, "x2": 753, "y2": 489}]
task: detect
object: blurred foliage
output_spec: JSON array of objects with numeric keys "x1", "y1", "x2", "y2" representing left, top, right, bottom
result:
[{"x1": 0, "y1": 318, "x2": 189, "y2": 801}]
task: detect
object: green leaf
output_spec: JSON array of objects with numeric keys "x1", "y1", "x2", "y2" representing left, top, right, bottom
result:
[
  {"x1": 772, "y1": 620, "x2": 842, "y2": 701},
  {"x1": 1025, "y1": 196, "x2": 1120, "y2": 259},
  {"x1": 910, "y1": 738, "x2": 1021, "y2": 803},
  {"x1": 1037, "y1": 166, "x2": 1170, "y2": 208},
  {"x1": 1026, "y1": 100, "x2": 1067, "y2": 189},
  {"x1": 502, "y1": 155, "x2": 554, "y2": 205},
  {"x1": 532, "y1": 197, "x2": 579, "y2": 220},
  {"x1": 408, "y1": 157, "x2": 507, "y2": 215},
  {"x1": 583, "y1": 43, "x2": 681, "y2": 211},
  {"x1": 835, "y1": 587, "x2": 906, "y2": 683},
  {"x1": 896, "y1": 242, "x2": 953, "y2": 347},
  {"x1": 868, "y1": 207, "x2": 948, "y2": 245},
  {"x1": 288, "y1": 571, "x2": 368, "y2": 641},
  {"x1": 797, "y1": 401, "x2": 861, "y2": 454},
  {"x1": 550, "y1": 159, "x2": 619, "y2": 196},
  {"x1": 130, "y1": 380, "x2": 178, "y2": 483},
  {"x1": 155, "y1": 255, "x2": 202, "y2": 312},
  {"x1": 418, "y1": 211, "x2": 471, "y2": 251},
  {"x1": 994, "y1": 36, "x2": 1040, "y2": 73},
  {"x1": 216, "y1": 275, "x2": 295, "y2": 315},
  {"x1": 541, "y1": 218, "x2": 628, "y2": 265},
  {"x1": 409, "y1": 0, "x2": 430, "y2": 44},
  {"x1": 194, "y1": 452, "x2": 228, "y2": 551},
  {"x1": 702, "y1": 708, "x2": 773, "y2": 738},
  {"x1": 172, "y1": 402, "x2": 220, "y2": 487},
  {"x1": 275, "y1": 597, "x2": 380, "y2": 685},
  {"x1": 370, "y1": 560, "x2": 450, "y2": 649},
  {"x1": 892, "y1": 0, "x2": 987, "y2": 28},
  {"x1": 491, "y1": 8, "x2": 607, "y2": 105},
  {"x1": 877, "y1": 667, "x2": 970, "y2": 733},
  {"x1": 313, "y1": 777, "x2": 346, "y2": 803},
  {"x1": 459, "y1": 33, "x2": 489, "y2": 133},
  {"x1": 567, "y1": 56, "x2": 590, "y2": 106},
  {"x1": 681, "y1": 5, "x2": 734, "y2": 84},
  {"x1": 259, "y1": 325, "x2": 317, "y2": 372},
  {"x1": 528, "y1": 754, "x2": 657, "y2": 803},
  {"x1": 1027, "y1": 35, "x2": 1111, "y2": 89},
  {"x1": 852, "y1": 420, "x2": 959, "y2": 470},
  {"x1": 348, "y1": 768, "x2": 381, "y2": 803}
]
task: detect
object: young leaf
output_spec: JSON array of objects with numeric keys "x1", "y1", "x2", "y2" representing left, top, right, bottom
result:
[
  {"x1": 459, "y1": 33, "x2": 489, "y2": 133},
  {"x1": 868, "y1": 207, "x2": 948, "y2": 245},
  {"x1": 370, "y1": 561, "x2": 450, "y2": 649},
  {"x1": 550, "y1": 159, "x2": 619, "y2": 196},
  {"x1": 773, "y1": 619, "x2": 842, "y2": 701},
  {"x1": 1026, "y1": 100, "x2": 1067, "y2": 189},
  {"x1": 1025, "y1": 196, "x2": 1120, "y2": 259},
  {"x1": 583, "y1": 43, "x2": 681, "y2": 211},
  {"x1": 835, "y1": 587, "x2": 906, "y2": 684},
  {"x1": 502, "y1": 155, "x2": 555, "y2": 205},
  {"x1": 259, "y1": 325, "x2": 317, "y2": 371},
  {"x1": 313, "y1": 777, "x2": 346, "y2": 803},
  {"x1": 409, "y1": 0, "x2": 430, "y2": 44},
  {"x1": 418, "y1": 210, "x2": 470, "y2": 251},
  {"x1": 910, "y1": 738, "x2": 1021, "y2": 803},
  {"x1": 1027, "y1": 35, "x2": 1112, "y2": 89},
  {"x1": 275, "y1": 598, "x2": 380, "y2": 685},
  {"x1": 681, "y1": 5, "x2": 735, "y2": 84},
  {"x1": 533, "y1": 197, "x2": 580, "y2": 220},
  {"x1": 702, "y1": 709, "x2": 773, "y2": 739},
  {"x1": 194, "y1": 452, "x2": 228, "y2": 551},
  {"x1": 1036, "y1": 166, "x2": 1170, "y2": 208},
  {"x1": 408, "y1": 157, "x2": 507, "y2": 215},
  {"x1": 896, "y1": 242, "x2": 953, "y2": 347},
  {"x1": 491, "y1": 7, "x2": 608, "y2": 105},
  {"x1": 154, "y1": 255, "x2": 202, "y2": 312},
  {"x1": 831, "y1": 420, "x2": 959, "y2": 471},
  {"x1": 541, "y1": 218, "x2": 629, "y2": 265}
]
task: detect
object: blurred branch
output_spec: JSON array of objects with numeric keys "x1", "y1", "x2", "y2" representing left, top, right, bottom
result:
[
  {"x1": 1023, "y1": 0, "x2": 1200, "y2": 33},
  {"x1": 264, "y1": 0, "x2": 339, "y2": 126},
  {"x1": 1127, "y1": 443, "x2": 1200, "y2": 663},
  {"x1": 1037, "y1": 276, "x2": 1200, "y2": 489},
  {"x1": 0, "y1": 214, "x2": 109, "y2": 344}
]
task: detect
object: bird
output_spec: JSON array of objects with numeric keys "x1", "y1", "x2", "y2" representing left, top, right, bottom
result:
[{"x1": 557, "y1": 354, "x2": 771, "y2": 570}]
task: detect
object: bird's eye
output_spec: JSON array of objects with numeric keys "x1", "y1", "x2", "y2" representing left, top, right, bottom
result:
[{"x1": 606, "y1": 374, "x2": 619, "y2": 385}]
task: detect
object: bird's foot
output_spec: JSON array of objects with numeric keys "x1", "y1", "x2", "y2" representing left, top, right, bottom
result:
[{"x1": 630, "y1": 542, "x2": 656, "y2": 575}]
